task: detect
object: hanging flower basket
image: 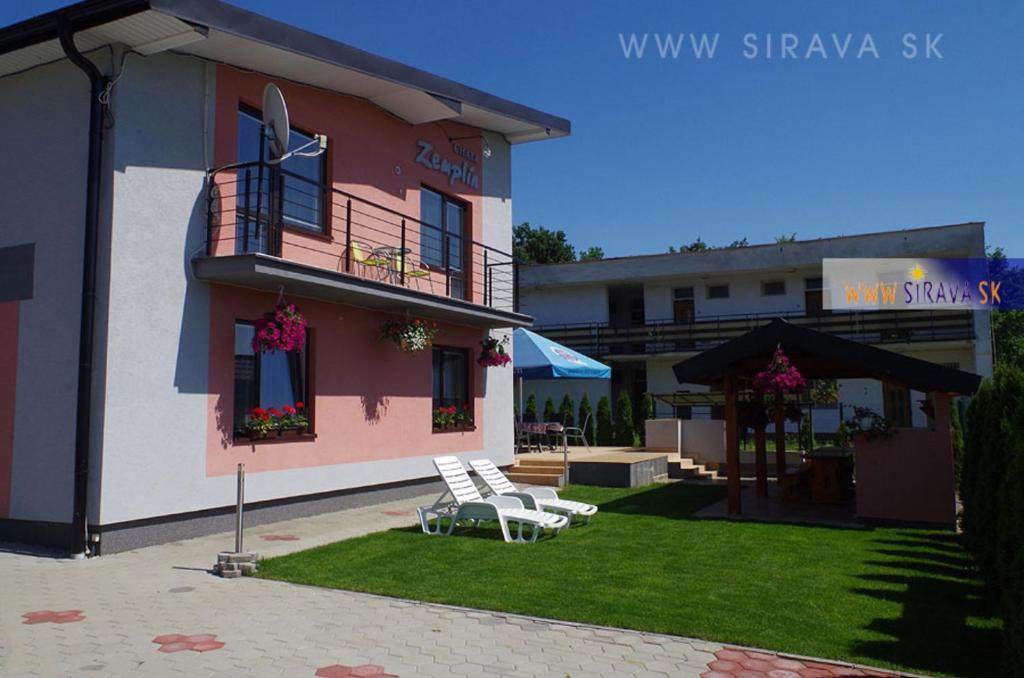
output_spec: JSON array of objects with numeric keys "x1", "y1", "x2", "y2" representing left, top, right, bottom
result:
[
  {"x1": 752, "y1": 345, "x2": 807, "y2": 396},
  {"x1": 477, "y1": 336, "x2": 511, "y2": 368},
  {"x1": 382, "y1": 318, "x2": 438, "y2": 352},
  {"x1": 252, "y1": 303, "x2": 307, "y2": 353}
]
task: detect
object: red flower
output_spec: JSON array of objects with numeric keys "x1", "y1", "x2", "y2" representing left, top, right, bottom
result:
[
  {"x1": 251, "y1": 407, "x2": 267, "y2": 417},
  {"x1": 283, "y1": 405, "x2": 296, "y2": 414},
  {"x1": 295, "y1": 402, "x2": 304, "y2": 409},
  {"x1": 268, "y1": 408, "x2": 283, "y2": 417}
]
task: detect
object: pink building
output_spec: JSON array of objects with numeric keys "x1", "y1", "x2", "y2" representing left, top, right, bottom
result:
[{"x1": 0, "y1": 0, "x2": 568, "y2": 555}]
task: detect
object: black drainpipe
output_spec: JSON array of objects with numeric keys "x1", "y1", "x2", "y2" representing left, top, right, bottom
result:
[{"x1": 58, "y1": 20, "x2": 109, "y2": 558}]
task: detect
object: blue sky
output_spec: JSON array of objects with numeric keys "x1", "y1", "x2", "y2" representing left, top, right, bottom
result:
[{"x1": 5, "y1": 0, "x2": 1023, "y2": 257}]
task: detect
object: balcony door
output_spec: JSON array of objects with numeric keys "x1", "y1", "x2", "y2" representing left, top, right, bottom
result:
[
  {"x1": 420, "y1": 187, "x2": 466, "y2": 300},
  {"x1": 608, "y1": 286, "x2": 645, "y2": 355},
  {"x1": 804, "y1": 277, "x2": 831, "y2": 318}
]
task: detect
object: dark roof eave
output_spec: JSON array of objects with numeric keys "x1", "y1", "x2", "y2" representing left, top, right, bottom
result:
[
  {"x1": 0, "y1": 0, "x2": 570, "y2": 139},
  {"x1": 671, "y1": 318, "x2": 982, "y2": 395}
]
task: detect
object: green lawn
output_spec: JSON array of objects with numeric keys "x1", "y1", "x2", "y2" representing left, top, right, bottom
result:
[{"x1": 258, "y1": 483, "x2": 1001, "y2": 677}]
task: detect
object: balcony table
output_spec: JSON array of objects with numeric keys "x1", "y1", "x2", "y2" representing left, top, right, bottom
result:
[{"x1": 371, "y1": 245, "x2": 412, "y2": 284}]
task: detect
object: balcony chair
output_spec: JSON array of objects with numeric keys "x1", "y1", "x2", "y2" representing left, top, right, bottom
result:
[
  {"x1": 563, "y1": 412, "x2": 591, "y2": 452},
  {"x1": 394, "y1": 251, "x2": 434, "y2": 292},
  {"x1": 418, "y1": 456, "x2": 568, "y2": 543},
  {"x1": 348, "y1": 241, "x2": 389, "y2": 279},
  {"x1": 469, "y1": 458, "x2": 598, "y2": 524}
]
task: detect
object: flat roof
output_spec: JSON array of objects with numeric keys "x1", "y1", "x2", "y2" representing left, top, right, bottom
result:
[
  {"x1": 520, "y1": 221, "x2": 986, "y2": 289},
  {"x1": 0, "y1": 0, "x2": 570, "y2": 144}
]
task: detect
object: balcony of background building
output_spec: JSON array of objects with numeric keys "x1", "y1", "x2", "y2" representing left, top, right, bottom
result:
[
  {"x1": 532, "y1": 309, "x2": 976, "y2": 358},
  {"x1": 192, "y1": 159, "x2": 528, "y2": 329}
]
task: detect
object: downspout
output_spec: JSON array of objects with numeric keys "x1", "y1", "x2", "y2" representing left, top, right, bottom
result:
[{"x1": 58, "y1": 20, "x2": 110, "y2": 558}]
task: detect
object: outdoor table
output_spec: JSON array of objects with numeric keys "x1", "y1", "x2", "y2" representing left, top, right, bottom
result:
[
  {"x1": 803, "y1": 447, "x2": 853, "y2": 503},
  {"x1": 521, "y1": 422, "x2": 566, "y2": 451},
  {"x1": 371, "y1": 245, "x2": 412, "y2": 284}
]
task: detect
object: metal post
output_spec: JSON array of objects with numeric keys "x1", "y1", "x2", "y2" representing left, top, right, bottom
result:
[
  {"x1": 483, "y1": 250, "x2": 489, "y2": 306},
  {"x1": 205, "y1": 171, "x2": 214, "y2": 256},
  {"x1": 513, "y1": 261, "x2": 520, "y2": 313},
  {"x1": 255, "y1": 128, "x2": 265, "y2": 252},
  {"x1": 344, "y1": 198, "x2": 352, "y2": 273},
  {"x1": 235, "y1": 463, "x2": 245, "y2": 554},
  {"x1": 400, "y1": 218, "x2": 406, "y2": 285},
  {"x1": 242, "y1": 168, "x2": 252, "y2": 253}
]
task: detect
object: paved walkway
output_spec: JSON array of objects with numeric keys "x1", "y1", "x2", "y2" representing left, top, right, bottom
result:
[{"x1": 1, "y1": 494, "x2": 902, "y2": 677}]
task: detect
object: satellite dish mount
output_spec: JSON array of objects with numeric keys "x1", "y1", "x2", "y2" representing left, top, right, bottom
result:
[{"x1": 262, "y1": 83, "x2": 326, "y2": 165}]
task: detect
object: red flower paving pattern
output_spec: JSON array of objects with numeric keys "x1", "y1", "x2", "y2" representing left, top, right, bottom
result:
[
  {"x1": 22, "y1": 610, "x2": 85, "y2": 624},
  {"x1": 315, "y1": 664, "x2": 397, "y2": 678},
  {"x1": 152, "y1": 633, "x2": 225, "y2": 653},
  {"x1": 702, "y1": 648, "x2": 898, "y2": 678},
  {"x1": 259, "y1": 534, "x2": 300, "y2": 541}
]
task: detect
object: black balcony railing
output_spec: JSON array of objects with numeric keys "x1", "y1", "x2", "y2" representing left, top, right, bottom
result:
[
  {"x1": 203, "y1": 159, "x2": 519, "y2": 313},
  {"x1": 532, "y1": 309, "x2": 976, "y2": 357}
]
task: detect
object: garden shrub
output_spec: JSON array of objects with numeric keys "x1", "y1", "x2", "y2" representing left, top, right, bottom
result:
[
  {"x1": 543, "y1": 397, "x2": 556, "y2": 424},
  {"x1": 596, "y1": 396, "x2": 613, "y2": 446},
  {"x1": 951, "y1": 402, "x2": 964, "y2": 493},
  {"x1": 524, "y1": 393, "x2": 538, "y2": 423},
  {"x1": 559, "y1": 393, "x2": 575, "y2": 428},
  {"x1": 640, "y1": 394, "x2": 654, "y2": 446},
  {"x1": 578, "y1": 393, "x2": 594, "y2": 445},
  {"x1": 615, "y1": 389, "x2": 636, "y2": 447}
]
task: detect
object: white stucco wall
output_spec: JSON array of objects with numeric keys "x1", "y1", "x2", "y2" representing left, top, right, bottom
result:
[{"x1": 0, "y1": 57, "x2": 94, "y2": 523}]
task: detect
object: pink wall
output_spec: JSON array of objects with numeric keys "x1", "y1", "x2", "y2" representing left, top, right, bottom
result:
[
  {"x1": 854, "y1": 392, "x2": 956, "y2": 526},
  {"x1": 209, "y1": 66, "x2": 487, "y2": 304},
  {"x1": 0, "y1": 301, "x2": 18, "y2": 517},
  {"x1": 205, "y1": 286, "x2": 486, "y2": 477}
]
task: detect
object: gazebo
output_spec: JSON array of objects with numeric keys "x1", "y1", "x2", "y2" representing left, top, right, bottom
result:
[{"x1": 672, "y1": 319, "x2": 982, "y2": 524}]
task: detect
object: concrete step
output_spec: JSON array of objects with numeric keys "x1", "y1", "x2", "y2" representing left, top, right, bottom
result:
[
  {"x1": 506, "y1": 472, "x2": 563, "y2": 487},
  {"x1": 668, "y1": 459, "x2": 719, "y2": 482},
  {"x1": 514, "y1": 463, "x2": 566, "y2": 474},
  {"x1": 514, "y1": 458, "x2": 565, "y2": 468}
]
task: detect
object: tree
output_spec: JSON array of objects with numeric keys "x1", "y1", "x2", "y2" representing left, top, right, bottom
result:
[
  {"x1": 640, "y1": 393, "x2": 655, "y2": 445},
  {"x1": 951, "y1": 402, "x2": 965, "y2": 493},
  {"x1": 513, "y1": 222, "x2": 575, "y2": 265},
  {"x1": 543, "y1": 396, "x2": 557, "y2": 423},
  {"x1": 524, "y1": 393, "x2": 538, "y2": 423},
  {"x1": 558, "y1": 393, "x2": 575, "y2": 428},
  {"x1": 775, "y1": 233, "x2": 797, "y2": 243},
  {"x1": 683, "y1": 237, "x2": 709, "y2": 252},
  {"x1": 595, "y1": 396, "x2": 613, "y2": 446},
  {"x1": 578, "y1": 246, "x2": 604, "y2": 261},
  {"x1": 989, "y1": 247, "x2": 1024, "y2": 370},
  {"x1": 615, "y1": 389, "x2": 637, "y2": 447},
  {"x1": 578, "y1": 393, "x2": 595, "y2": 445}
]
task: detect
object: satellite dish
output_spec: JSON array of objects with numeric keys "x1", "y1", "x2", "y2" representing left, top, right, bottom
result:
[{"x1": 262, "y1": 84, "x2": 290, "y2": 160}]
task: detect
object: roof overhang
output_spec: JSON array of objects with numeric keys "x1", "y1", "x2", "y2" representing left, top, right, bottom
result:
[
  {"x1": 0, "y1": 0, "x2": 569, "y2": 144},
  {"x1": 192, "y1": 253, "x2": 533, "y2": 330},
  {"x1": 671, "y1": 318, "x2": 982, "y2": 395}
]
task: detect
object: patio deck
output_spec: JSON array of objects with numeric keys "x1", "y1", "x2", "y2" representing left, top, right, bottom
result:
[
  {"x1": 694, "y1": 481, "x2": 861, "y2": 529},
  {"x1": 515, "y1": 446, "x2": 671, "y2": 488}
]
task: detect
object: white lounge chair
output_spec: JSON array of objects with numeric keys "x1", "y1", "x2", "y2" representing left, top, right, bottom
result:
[
  {"x1": 469, "y1": 458, "x2": 598, "y2": 524},
  {"x1": 418, "y1": 456, "x2": 569, "y2": 543}
]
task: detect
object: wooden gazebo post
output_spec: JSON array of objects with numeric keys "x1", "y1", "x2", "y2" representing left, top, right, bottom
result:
[
  {"x1": 755, "y1": 422, "x2": 768, "y2": 497},
  {"x1": 724, "y1": 374, "x2": 741, "y2": 515},
  {"x1": 775, "y1": 397, "x2": 786, "y2": 482}
]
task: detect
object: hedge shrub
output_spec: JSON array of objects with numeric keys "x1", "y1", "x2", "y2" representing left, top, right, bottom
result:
[
  {"x1": 578, "y1": 393, "x2": 594, "y2": 445},
  {"x1": 559, "y1": 393, "x2": 575, "y2": 428},
  {"x1": 543, "y1": 397, "x2": 556, "y2": 424},
  {"x1": 615, "y1": 389, "x2": 637, "y2": 447},
  {"x1": 524, "y1": 393, "x2": 538, "y2": 423},
  {"x1": 596, "y1": 396, "x2": 613, "y2": 446}
]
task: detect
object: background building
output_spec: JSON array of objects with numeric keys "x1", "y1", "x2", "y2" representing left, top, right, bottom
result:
[{"x1": 520, "y1": 222, "x2": 991, "y2": 437}]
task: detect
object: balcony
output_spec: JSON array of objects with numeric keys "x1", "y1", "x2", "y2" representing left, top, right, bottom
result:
[
  {"x1": 192, "y1": 160, "x2": 529, "y2": 329},
  {"x1": 532, "y1": 309, "x2": 976, "y2": 358}
]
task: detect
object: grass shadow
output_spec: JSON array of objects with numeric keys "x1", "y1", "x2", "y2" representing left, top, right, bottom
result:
[
  {"x1": 849, "y1": 537, "x2": 1002, "y2": 677},
  {"x1": 593, "y1": 482, "x2": 726, "y2": 519}
]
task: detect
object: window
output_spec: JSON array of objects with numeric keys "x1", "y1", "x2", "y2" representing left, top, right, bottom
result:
[
  {"x1": 233, "y1": 322, "x2": 310, "y2": 434},
  {"x1": 420, "y1": 187, "x2": 466, "y2": 299},
  {"x1": 707, "y1": 284, "x2": 730, "y2": 299},
  {"x1": 762, "y1": 280, "x2": 786, "y2": 296},
  {"x1": 882, "y1": 382, "x2": 912, "y2": 428},
  {"x1": 673, "y1": 287, "x2": 694, "y2": 300},
  {"x1": 432, "y1": 346, "x2": 470, "y2": 420},
  {"x1": 804, "y1": 277, "x2": 829, "y2": 317},
  {"x1": 236, "y1": 106, "x2": 328, "y2": 253},
  {"x1": 805, "y1": 277, "x2": 824, "y2": 291}
]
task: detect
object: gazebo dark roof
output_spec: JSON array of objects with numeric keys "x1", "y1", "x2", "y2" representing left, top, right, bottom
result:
[{"x1": 672, "y1": 318, "x2": 982, "y2": 395}]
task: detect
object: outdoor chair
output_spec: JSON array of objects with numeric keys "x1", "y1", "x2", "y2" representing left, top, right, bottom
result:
[
  {"x1": 515, "y1": 420, "x2": 541, "y2": 454},
  {"x1": 418, "y1": 456, "x2": 568, "y2": 543},
  {"x1": 394, "y1": 251, "x2": 433, "y2": 292},
  {"x1": 469, "y1": 458, "x2": 598, "y2": 524},
  {"x1": 563, "y1": 412, "x2": 591, "y2": 452},
  {"x1": 348, "y1": 241, "x2": 389, "y2": 279}
]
